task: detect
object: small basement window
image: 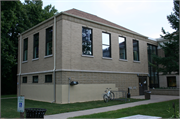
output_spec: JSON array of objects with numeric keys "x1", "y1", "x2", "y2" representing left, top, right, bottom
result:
[
  {"x1": 45, "y1": 75, "x2": 52, "y2": 83},
  {"x1": 167, "y1": 76, "x2": 176, "y2": 87}
]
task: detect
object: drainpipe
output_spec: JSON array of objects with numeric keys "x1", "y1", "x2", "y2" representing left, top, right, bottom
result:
[
  {"x1": 68, "y1": 78, "x2": 71, "y2": 103},
  {"x1": 18, "y1": 34, "x2": 22, "y2": 96},
  {"x1": 52, "y1": 16, "x2": 56, "y2": 103}
]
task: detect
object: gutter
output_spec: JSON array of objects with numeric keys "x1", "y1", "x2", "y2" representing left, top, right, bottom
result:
[
  {"x1": 18, "y1": 35, "x2": 22, "y2": 96},
  {"x1": 51, "y1": 16, "x2": 57, "y2": 103}
]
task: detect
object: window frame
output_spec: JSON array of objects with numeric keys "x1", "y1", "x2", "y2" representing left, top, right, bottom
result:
[
  {"x1": 45, "y1": 26, "x2": 53, "y2": 56},
  {"x1": 82, "y1": 27, "x2": 93, "y2": 56},
  {"x1": 133, "y1": 39, "x2": 139, "y2": 61},
  {"x1": 23, "y1": 38, "x2": 28, "y2": 61},
  {"x1": 32, "y1": 76, "x2": 38, "y2": 83},
  {"x1": 102, "y1": 32, "x2": 111, "y2": 58},
  {"x1": 119, "y1": 36, "x2": 127, "y2": 60},
  {"x1": 22, "y1": 77, "x2": 27, "y2": 83},
  {"x1": 33, "y1": 33, "x2": 39, "y2": 59},
  {"x1": 45, "y1": 74, "x2": 52, "y2": 83}
]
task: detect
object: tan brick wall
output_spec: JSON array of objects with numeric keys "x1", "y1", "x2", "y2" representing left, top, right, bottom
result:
[
  {"x1": 57, "y1": 71, "x2": 139, "y2": 96},
  {"x1": 61, "y1": 19, "x2": 149, "y2": 73},
  {"x1": 20, "y1": 20, "x2": 54, "y2": 74}
]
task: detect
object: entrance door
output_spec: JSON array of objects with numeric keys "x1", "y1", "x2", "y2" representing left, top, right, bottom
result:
[{"x1": 139, "y1": 76, "x2": 147, "y2": 95}]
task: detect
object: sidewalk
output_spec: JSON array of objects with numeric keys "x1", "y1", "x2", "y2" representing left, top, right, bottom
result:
[{"x1": 45, "y1": 95, "x2": 179, "y2": 119}]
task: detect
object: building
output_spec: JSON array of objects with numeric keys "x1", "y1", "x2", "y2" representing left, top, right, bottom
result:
[
  {"x1": 17, "y1": 8, "x2": 158, "y2": 103},
  {"x1": 156, "y1": 38, "x2": 179, "y2": 88}
]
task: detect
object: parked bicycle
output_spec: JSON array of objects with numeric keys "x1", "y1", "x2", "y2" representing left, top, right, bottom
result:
[{"x1": 103, "y1": 88, "x2": 115, "y2": 103}]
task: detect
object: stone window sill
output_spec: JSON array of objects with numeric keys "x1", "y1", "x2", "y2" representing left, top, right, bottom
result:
[
  {"x1": 32, "y1": 58, "x2": 39, "y2": 61},
  {"x1": 102, "y1": 57, "x2": 112, "y2": 60},
  {"x1": 44, "y1": 55, "x2": 53, "y2": 59},
  {"x1": 81, "y1": 55, "x2": 94, "y2": 58},
  {"x1": 22, "y1": 61, "x2": 28, "y2": 64}
]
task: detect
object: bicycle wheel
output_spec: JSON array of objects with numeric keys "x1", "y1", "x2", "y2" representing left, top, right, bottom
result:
[
  {"x1": 103, "y1": 94, "x2": 108, "y2": 103},
  {"x1": 109, "y1": 92, "x2": 115, "y2": 100}
]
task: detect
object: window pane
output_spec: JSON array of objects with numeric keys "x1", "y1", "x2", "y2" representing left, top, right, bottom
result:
[
  {"x1": 102, "y1": 33, "x2": 110, "y2": 45},
  {"x1": 45, "y1": 75, "x2": 52, "y2": 83},
  {"x1": 23, "y1": 38, "x2": 28, "y2": 61},
  {"x1": 34, "y1": 33, "x2": 39, "y2": 59},
  {"x1": 33, "y1": 76, "x2": 38, "y2": 83},
  {"x1": 133, "y1": 40, "x2": 139, "y2": 61},
  {"x1": 46, "y1": 27, "x2": 53, "y2": 55},
  {"x1": 119, "y1": 37, "x2": 126, "y2": 59},
  {"x1": 46, "y1": 42, "x2": 52, "y2": 55},
  {"x1": 82, "y1": 27, "x2": 92, "y2": 55},
  {"x1": 102, "y1": 45, "x2": 111, "y2": 57},
  {"x1": 23, "y1": 77, "x2": 27, "y2": 83}
]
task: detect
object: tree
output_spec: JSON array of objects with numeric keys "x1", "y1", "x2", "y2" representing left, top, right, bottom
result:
[
  {"x1": 151, "y1": 0, "x2": 179, "y2": 75},
  {"x1": 1, "y1": 0, "x2": 58, "y2": 94}
]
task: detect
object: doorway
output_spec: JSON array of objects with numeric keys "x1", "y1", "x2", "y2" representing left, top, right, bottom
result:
[{"x1": 139, "y1": 76, "x2": 147, "y2": 95}]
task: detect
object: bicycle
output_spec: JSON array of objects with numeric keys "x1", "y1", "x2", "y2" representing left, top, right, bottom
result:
[{"x1": 103, "y1": 88, "x2": 115, "y2": 103}]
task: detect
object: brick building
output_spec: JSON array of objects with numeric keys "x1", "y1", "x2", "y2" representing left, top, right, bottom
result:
[{"x1": 17, "y1": 9, "x2": 157, "y2": 103}]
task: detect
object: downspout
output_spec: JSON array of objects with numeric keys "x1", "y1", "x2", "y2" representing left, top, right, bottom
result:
[
  {"x1": 18, "y1": 34, "x2": 22, "y2": 96},
  {"x1": 52, "y1": 16, "x2": 56, "y2": 103}
]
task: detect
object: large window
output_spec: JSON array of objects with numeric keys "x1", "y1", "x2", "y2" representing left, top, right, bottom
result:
[
  {"x1": 46, "y1": 27, "x2": 53, "y2": 56},
  {"x1": 133, "y1": 40, "x2": 139, "y2": 61},
  {"x1": 45, "y1": 75, "x2": 52, "y2": 83},
  {"x1": 102, "y1": 32, "x2": 111, "y2": 58},
  {"x1": 23, "y1": 38, "x2": 28, "y2": 61},
  {"x1": 23, "y1": 77, "x2": 27, "y2": 83},
  {"x1": 119, "y1": 36, "x2": 126, "y2": 59},
  {"x1": 167, "y1": 77, "x2": 176, "y2": 87},
  {"x1": 82, "y1": 27, "x2": 93, "y2": 55},
  {"x1": 33, "y1": 76, "x2": 38, "y2": 83},
  {"x1": 33, "y1": 33, "x2": 39, "y2": 59},
  {"x1": 147, "y1": 44, "x2": 159, "y2": 88}
]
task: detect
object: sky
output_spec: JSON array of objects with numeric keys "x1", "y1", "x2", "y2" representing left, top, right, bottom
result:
[{"x1": 21, "y1": 0, "x2": 175, "y2": 41}]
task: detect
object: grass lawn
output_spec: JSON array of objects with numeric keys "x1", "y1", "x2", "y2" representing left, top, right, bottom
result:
[
  {"x1": 1, "y1": 97, "x2": 144, "y2": 118},
  {"x1": 1, "y1": 94, "x2": 17, "y2": 98},
  {"x1": 74, "y1": 99, "x2": 179, "y2": 118}
]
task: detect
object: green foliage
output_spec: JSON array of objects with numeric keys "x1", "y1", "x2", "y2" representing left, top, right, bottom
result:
[
  {"x1": 151, "y1": 0, "x2": 179, "y2": 75},
  {"x1": 1, "y1": 0, "x2": 58, "y2": 94},
  {"x1": 167, "y1": 102, "x2": 179, "y2": 118}
]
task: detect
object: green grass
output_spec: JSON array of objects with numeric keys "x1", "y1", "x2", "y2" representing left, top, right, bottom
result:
[
  {"x1": 1, "y1": 97, "x2": 144, "y2": 118},
  {"x1": 1, "y1": 94, "x2": 17, "y2": 98},
  {"x1": 74, "y1": 99, "x2": 179, "y2": 118}
]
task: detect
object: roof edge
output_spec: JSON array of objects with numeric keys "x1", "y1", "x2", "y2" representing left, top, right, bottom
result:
[{"x1": 18, "y1": 10, "x2": 148, "y2": 39}]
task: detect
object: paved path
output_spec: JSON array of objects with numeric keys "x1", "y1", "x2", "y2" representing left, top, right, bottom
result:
[{"x1": 45, "y1": 95, "x2": 179, "y2": 119}]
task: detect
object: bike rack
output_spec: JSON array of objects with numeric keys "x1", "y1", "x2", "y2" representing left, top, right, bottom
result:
[{"x1": 111, "y1": 90, "x2": 127, "y2": 102}]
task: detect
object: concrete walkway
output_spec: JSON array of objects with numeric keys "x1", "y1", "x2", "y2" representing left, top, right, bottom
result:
[{"x1": 45, "y1": 95, "x2": 179, "y2": 119}]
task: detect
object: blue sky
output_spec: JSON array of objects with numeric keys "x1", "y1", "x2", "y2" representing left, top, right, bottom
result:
[{"x1": 21, "y1": 0, "x2": 175, "y2": 41}]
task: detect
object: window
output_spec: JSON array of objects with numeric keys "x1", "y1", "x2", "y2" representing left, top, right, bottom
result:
[
  {"x1": 33, "y1": 76, "x2": 38, "y2": 83},
  {"x1": 82, "y1": 27, "x2": 93, "y2": 55},
  {"x1": 119, "y1": 36, "x2": 126, "y2": 59},
  {"x1": 33, "y1": 33, "x2": 39, "y2": 59},
  {"x1": 23, "y1": 77, "x2": 27, "y2": 83},
  {"x1": 23, "y1": 38, "x2": 28, "y2": 61},
  {"x1": 45, "y1": 75, "x2": 52, "y2": 83},
  {"x1": 147, "y1": 44, "x2": 159, "y2": 88},
  {"x1": 46, "y1": 27, "x2": 53, "y2": 56},
  {"x1": 102, "y1": 32, "x2": 111, "y2": 58},
  {"x1": 133, "y1": 40, "x2": 139, "y2": 61},
  {"x1": 167, "y1": 77, "x2": 176, "y2": 87}
]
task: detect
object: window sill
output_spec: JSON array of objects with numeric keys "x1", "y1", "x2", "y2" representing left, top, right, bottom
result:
[
  {"x1": 44, "y1": 55, "x2": 53, "y2": 59},
  {"x1": 32, "y1": 58, "x2": 39, "y2": 61},
  {"x1": 81, "y1": 55, "x2": 94, "y2": 58},
  {"x1": 133, "y1": 61, "x2": 140, "y2": 63},
  {"x1": 102, "y1": 57, "x2": 112, "y2": 60},
  {"x1": 22, "y1": 61, "x2": 28, "y2": 64},
  {"x1": 119, "y1": 59, "x2": 128, "y2": 62}
]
